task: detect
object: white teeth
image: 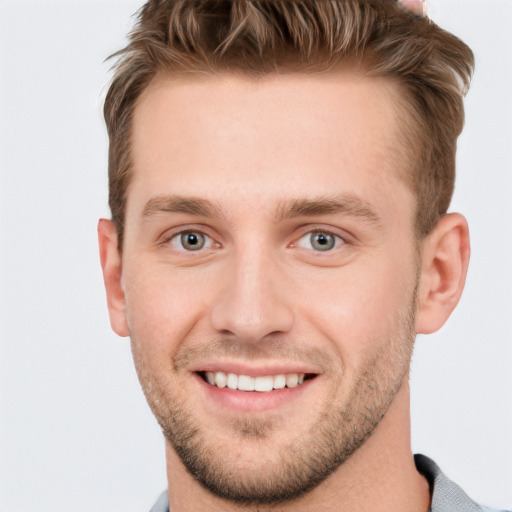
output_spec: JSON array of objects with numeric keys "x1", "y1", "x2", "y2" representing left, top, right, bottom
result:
[
  {"x1": 238, "y1": 375, "x2": 255, "y2": 391},
  {"x1": 226, "y1": 373, "x2": 238, "y2": 390},
  {"x1": 286, "y1": 374, "x2": 299, "y2": 388},
  {"x1": 214, "y1": 371, "x2": 227, "y2": 388},
  {"x1": 273, "y1": 374, "x2": 286, "y2": 389},
  {"x1": 254, "y1": 376, "x2": 273, "y2": 392},
  {"x1": 204, "y1": 371, "x2": 308, "y2": 392}
]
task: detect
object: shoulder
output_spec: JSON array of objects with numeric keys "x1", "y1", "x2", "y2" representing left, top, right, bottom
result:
[{"x1": 415, "y1": 454, "x2": 511, "y2": 512}]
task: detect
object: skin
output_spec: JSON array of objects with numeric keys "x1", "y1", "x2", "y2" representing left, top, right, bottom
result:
[
  {"x1": 397, "y1": 0, "x2": 426, "y2": 18},
  {"x1": 99, "y1": 70, "x2": 470, "y2": 511}
]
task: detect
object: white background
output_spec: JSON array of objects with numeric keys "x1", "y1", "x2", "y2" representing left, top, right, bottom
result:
[{"x1": 0, "y1": 1, "x2": 511, "y2": 511}]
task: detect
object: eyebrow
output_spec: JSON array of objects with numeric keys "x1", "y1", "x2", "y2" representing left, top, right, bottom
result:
[
  {"x1": 142, "y1": 195, "x2": 221, "y2": 219},
  {"x1": 142, "y1": 193, "x2": 382, "y2": 226},
  {"x1": 277, "y1": 195, "x2": 382, "y2": 225}
]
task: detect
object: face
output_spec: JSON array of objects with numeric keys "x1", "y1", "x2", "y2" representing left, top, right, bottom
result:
[{"x1": 113, "y1": 71, "x2": 421, "y2": 504}]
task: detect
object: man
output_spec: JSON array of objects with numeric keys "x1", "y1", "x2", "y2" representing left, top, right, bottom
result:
[{"x1": 98, "y1": 1, "x2": 507, "y2": 510}]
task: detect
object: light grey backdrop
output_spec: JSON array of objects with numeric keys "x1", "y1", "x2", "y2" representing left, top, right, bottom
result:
[{"x1": 0, "y1": 1, "x2": 511, "y2": 511}]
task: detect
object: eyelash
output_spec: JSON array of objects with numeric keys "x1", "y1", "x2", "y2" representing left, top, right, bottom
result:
[
  {"x1": 294, "y1": 230, "x2": 345, "y2": 252},
  {"x1": 163, "y1": 230, "x2": 219, "y2": 252},
  {"x1": 162, "y1": 227, "x2": 346, "y2": 254}
]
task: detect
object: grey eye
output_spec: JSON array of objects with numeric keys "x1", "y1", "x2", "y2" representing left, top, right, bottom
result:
[
  {"x1": 180, "y1": 232, "x2": 206, "y2": 251},
  {"x1": 309, "y1": 232, "x2": 336, "y2": 251}
]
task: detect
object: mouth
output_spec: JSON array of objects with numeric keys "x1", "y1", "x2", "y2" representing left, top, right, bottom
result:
[
  {"x1": 193, "y1": 366, "x2": 321, "y2": 413},
  {"x1": 197, "y1": 371, "x2": 317, "y2": 392}
]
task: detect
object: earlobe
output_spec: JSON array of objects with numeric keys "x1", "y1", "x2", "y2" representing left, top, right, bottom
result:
[
  {"x1": 97, "y1": 219, "x2": 130, "y2": 337},
  {"x1": 415, "y1": 213, "x2": 470, "y2": 334}
]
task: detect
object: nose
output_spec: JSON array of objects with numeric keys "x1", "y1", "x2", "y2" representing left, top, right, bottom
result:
[{"x1": 210, "y1": 246, "x2": 295, "y2": 343}]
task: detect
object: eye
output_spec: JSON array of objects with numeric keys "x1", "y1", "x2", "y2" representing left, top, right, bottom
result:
[
  {"x1": 297, "y1": 231, "x2": 343, "y2": 252},
  {"x1": 169, "y1": 231, "x2": 212, "y2": 251}
]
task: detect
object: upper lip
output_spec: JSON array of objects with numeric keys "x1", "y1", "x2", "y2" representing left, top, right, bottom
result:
[{"x1": 191, "y1": 360, "x2": 322, "y2": 377}]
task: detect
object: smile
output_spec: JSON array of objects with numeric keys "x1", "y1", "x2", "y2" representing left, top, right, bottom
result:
[{"x1": 200, "y1": 371, "x2": 312, "y2": 392}]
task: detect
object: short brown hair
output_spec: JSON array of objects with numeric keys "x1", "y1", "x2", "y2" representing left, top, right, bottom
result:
[{"x1": 104, "y1": 0, "x2": 474, "y2": 246}]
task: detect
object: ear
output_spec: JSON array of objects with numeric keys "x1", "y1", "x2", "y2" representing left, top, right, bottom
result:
[
  {"x1": 415, "y1": 213, "x2": 470, "y2": 334},
  {"x1": 97, "y1": 219, "x2": 129, "y2": 337}
]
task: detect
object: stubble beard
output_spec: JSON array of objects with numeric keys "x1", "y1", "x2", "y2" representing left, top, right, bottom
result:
[{"x1": 131, "y1": 289, "x2": 417, "y2": 506}]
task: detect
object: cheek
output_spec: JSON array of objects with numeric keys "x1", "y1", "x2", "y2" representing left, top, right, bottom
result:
[
  {"x1": 122, "y1": 265, "x2": 213, "y2": 353},
  {"x1": 295, "y1": 257, "x2": 417, "y2": 366}
]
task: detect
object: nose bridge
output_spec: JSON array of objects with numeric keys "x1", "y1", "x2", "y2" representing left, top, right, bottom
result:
[{"x1": 210, "y1": 239, "x2": 294, "y2": 341}]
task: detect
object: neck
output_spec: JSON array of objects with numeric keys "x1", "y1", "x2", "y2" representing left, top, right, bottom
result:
[{"x1": 165, "y1": 381, "x2": 430, "y2": 512}]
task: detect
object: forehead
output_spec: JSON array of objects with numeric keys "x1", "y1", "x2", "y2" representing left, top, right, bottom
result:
[{"x1": 128, "y1": 70, "x2": 413, "y2": 225}]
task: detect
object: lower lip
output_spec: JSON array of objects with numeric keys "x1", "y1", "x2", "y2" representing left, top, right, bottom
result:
[{"x1": 194, "y1": 373, "x2": 315, "y2": 413}]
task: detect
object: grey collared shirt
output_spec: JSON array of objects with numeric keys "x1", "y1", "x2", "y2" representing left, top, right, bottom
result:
[
  {"x1": 149, "y1": 454, "x2": 509, "y2": 512},
  {"x1": 414, "y1": 454, "x2": 509, "y2": 512}
]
